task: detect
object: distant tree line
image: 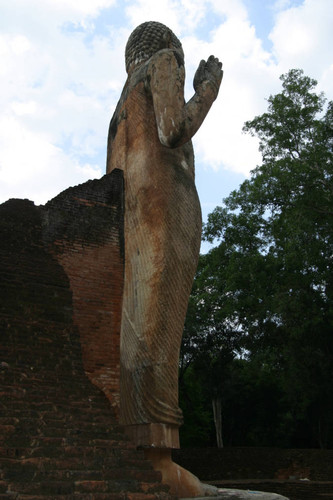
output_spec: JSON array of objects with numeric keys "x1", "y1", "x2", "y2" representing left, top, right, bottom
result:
[{"x1": 179, "y1": 69, "x2": 333, "y2": 449}]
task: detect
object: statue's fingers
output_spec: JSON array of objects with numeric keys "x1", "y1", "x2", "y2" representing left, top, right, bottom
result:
[
  {"x1": 194, "y1": 59, "x2": 205, "y2": 79},
  {"x1": 198, "y1": 59, "x2": 206, "y2": 73},
  {"x1": 208, "y1": 55, "x2": 220, "y2": 64},
  {"x1": 212, "y1": 56, "x2": 222, "y2": 69},
  {"x1": 207, "y1": 55, "x2": 221, "y2": 71},
  {"x1": 193, "y1": 59, "x2": 207, "y2": 89}
]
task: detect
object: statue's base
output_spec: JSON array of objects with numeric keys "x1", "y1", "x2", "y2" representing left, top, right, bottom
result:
[
  {"x1": 181, "y1": 490, "x2": 289, "y2": 499},
  {"x1": 143, "y1": 448, "x2": 290, "y2": 499}
]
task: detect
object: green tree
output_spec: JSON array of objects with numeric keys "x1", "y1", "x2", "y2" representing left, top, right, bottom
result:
[
  {"x1": 179, "y1": 364, "x2": 214, "y2": 447},
  {"x1": 182, "y1": 69, "x2": 333, "y2": 448},
  {"x1": 180, "y1": 246, "x2": 244, "y2": 447}
]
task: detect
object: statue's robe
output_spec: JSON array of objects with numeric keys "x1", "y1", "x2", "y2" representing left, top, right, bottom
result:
[{"x1": 106, "y1": 49, "x2": 202, "y2": 447}]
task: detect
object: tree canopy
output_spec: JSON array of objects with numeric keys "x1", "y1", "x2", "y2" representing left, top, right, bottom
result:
[{"x1": 180, "y1": 69, "x2": 333, "y2": 449}]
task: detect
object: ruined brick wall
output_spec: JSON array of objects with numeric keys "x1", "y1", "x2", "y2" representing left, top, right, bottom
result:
[
  {"x1": 0, "y1": 172, "x2": 173, "y2": 499},
  {"x1": 43, "y1": 169, "x2": 124, "y2": 411},
  {"x1": 1, "y1": 170, "x2": 124, "y2": 412}
]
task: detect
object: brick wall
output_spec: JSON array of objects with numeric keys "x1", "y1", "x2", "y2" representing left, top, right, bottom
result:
[
  {"x1": 0, "y1": 171, "x2": 174, "y2": 499},
  {"x1": 43, "y1": 170, "x2": 124, "y2": 412}
]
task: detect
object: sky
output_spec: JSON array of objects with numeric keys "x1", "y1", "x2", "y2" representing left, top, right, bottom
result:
[{"x1": 1, "y1": 0, "x2": 332, "y2": 251}]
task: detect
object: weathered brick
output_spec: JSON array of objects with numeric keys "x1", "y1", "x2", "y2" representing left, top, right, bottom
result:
[
  {"x1": 74, "y1": 480, "x2": 108, "y2": 493},
  {"x1": 0, "y1": 173, "x2": 173, "y2": 499}
]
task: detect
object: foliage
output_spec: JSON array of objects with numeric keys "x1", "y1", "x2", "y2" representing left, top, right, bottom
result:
[
  {"x1": 179, "y1": 365, "x2": 214, "y2": 447},
  {"x1": 181, "y1": 69, "x2": 333, "y2": 448}
]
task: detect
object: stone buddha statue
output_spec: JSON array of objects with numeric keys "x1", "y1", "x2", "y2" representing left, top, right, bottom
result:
[{"x1": 106, "y1": 21, "x2": 222, "y2": 496}]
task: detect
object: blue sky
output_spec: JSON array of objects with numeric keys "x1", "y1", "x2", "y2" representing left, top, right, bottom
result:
[{"x1": 0, "y1": 0, "x2": 332, "y2": 252}]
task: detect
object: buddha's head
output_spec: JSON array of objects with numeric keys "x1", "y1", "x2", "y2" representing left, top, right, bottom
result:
[{"x1": 125, "y1": 21, "x2": 184, "y2": 74}]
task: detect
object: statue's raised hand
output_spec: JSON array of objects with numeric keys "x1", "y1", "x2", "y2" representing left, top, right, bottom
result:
[{"x1": 193, "y1": 55, "x2": 223, "y2": 97}]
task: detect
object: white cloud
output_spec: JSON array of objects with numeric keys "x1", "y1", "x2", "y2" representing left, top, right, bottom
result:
[
  {"x1": 270, "y1": 0, "x2": 333, "y2": 93},
  {"x1": 182, "y1": 3, "x2": 276, "y2": 176},
  {"x1": 125, "y1": 0, "x2": 181, "y2": 32},
  {"x1": 190, "y1": 0, "x2": 333, "y2": 176},
  {"x1": 11, "y1": 100, "x2": 38, "y2": 116},
  {"x1": 42, "y1": 0, "x2": 116, "y2": 17},
  {"x1": 0, "y1": 0, "x2": 332, "y2": 207},
  {"x1": 208, "y1": 0, "x2": 248, "y2": 19},
  {"x1": 0, "y1": 0, "x2": 127, "y2": 204},
  {"x1": 0, "y1": 114, "x2": 102, "y2": 203}
]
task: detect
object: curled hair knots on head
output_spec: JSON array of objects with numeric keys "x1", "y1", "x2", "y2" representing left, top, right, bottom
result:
[{"x1": 125, "y1": 21, "x2": 183, "y2": 73}]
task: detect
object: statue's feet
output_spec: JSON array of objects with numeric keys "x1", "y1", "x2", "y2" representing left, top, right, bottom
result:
[{"x1": 144, "y1": 448, "x2": 219, "y2": 498}]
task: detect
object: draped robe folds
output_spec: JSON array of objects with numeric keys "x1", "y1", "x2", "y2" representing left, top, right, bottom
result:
[{"x1": 106, "y1": 49, "x2": 205, "y2": 448}]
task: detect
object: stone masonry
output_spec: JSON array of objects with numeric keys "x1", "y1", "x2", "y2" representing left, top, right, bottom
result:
[{"x1": 0, "y1": 169, "x2": 174, "y2": 499}]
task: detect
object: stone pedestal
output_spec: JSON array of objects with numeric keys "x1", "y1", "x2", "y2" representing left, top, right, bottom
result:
[{"x1": 182, "y1": 492, "x2": 289, "y2": 500}]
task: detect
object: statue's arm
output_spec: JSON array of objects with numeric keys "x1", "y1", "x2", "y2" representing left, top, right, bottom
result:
[{"x1": 148, "y1": 50, "x2": 223, "y2": 148}]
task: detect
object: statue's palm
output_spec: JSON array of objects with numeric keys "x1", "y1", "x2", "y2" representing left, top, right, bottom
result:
[{"x1": 193, "y1": 55, "x2": 223, "y2": 94}]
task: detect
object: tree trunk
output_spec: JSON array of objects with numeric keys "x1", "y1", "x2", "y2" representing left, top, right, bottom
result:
[{"x1": 212, "y1": 396, "x2": 223, "y2": 448}]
